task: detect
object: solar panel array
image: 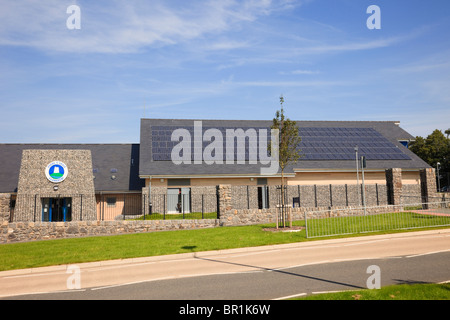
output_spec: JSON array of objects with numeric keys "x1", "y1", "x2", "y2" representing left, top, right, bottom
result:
[
  {"x1": 150, "y1": 125, "x2": 410, "y2": 161},
  {"x1": 298, "y1": 127, "x2": 410, "y2": 160}
]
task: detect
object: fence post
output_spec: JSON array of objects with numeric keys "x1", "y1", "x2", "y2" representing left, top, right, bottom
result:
[
  {"x1": 289, "y1": 205, "x2": 292, "y2": 228},
  {"x1": 122, "y1": 194, "x2": 125, "y2": 220},
  {"x1": 376, "y1": 183, "x2": 379, "y2": 206},
  {"x1": 276, "y1": 205, "x2": 279, "y2": 230},
  {"x1": 314, "y1": 185, "x2": 318, "y2": 207},
  {"x1": 247, "y1": 185, "x2": 250, "y2": 209},
  {"x1": 345, "y1": 184, "x2": 349, "y2": 206},
  {"x1": 304, "y1": 210, "x2": 308, "y2": 238},
  {"x1": 202, "y1": 194, "x2": 204, "y2": 219},
  {"x1": 329, "y1": 184, "x2": 333, "y2": 207},
  {"x1": 34, "y1": 194, "x2": 37, "y2": 222},
  {"x1": 143, "y1": 193, "x2": 146, "y2": 220}
]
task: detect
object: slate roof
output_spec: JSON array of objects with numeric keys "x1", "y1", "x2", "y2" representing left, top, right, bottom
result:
[
  {"x1": 0, "y1": 144, "x2": 144, "y2": 193},
  {"x1": 139, "y1": 118, "x2": 430, "y2": 177},
  {"x1": 0, "y1": 119, "x2": 430, "y2": 193}
]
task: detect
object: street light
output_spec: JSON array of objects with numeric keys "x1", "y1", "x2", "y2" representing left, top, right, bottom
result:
[
  {"x1": 437, "y1": 162, "x2": 441, "y2": 192},
  {"x1": 354, "y1": 146, "x2": 361, "y2": 206}
]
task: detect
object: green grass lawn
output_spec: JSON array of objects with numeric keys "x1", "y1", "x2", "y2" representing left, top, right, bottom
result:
[
  {"x1": 0, "y1": 213, "x2": 449, "y2": 272},
  {"x1": 294, "y1": 283, "x2": 450, "y2": 300},
  {"x1": 0, "y1": 221, "x2": 308, "y2": 271},
  {"x1": 133, "y1": 211, "x2": 218, "y2": 220}
]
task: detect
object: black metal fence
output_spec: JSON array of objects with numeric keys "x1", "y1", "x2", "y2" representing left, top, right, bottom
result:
[
  {"x1": 97, "y1": 193, "x2": 143, "y2": 221},
  {"x1": 9, "y1": 194, "x2": 96, "y2": 222},
  {"x1": 437, "y1": 171, "x2": 450, "y2": 192},
  {"x1": 9, "y1": 193, "x2": 219, "y2": 222},
  {"x1": 144, "y1": 193, "x2": 218, "y2": 220}
]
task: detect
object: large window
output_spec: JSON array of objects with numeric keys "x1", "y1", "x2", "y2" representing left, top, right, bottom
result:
[
  {"x1": 257, "y1": 186, "x2": 269, "y2": 209},
  {"x1": 167, "y1": 188, "x2": 191, "y2": 213}
]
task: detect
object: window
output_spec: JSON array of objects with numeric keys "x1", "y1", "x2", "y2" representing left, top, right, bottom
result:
[
  {"x1": 167, "y1": 188, "x2": 191, "y2": 213},
  {"x1": 106, "y1": 197, "x2": 117, "y2": 207},
  {"x1": 257, "y1": 178, "x2": 267, "y2": 185},
  {"x1": 168, "y1": 178, "x2": 191, "y2": 186},
  {"x1": 258, "y1": 186, "x2": 269, "y2": 209}
]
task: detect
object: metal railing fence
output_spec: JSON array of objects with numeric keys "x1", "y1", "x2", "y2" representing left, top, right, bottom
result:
[
  {"x1": 144, "y1": 193, "x2": 218, "y2": 220},
  {"x1": 9, "y1": 193, "x2": 218, "y2": 222},
  {"x1": 304, "y1": 199, "x2": 450, "y2": 238}
]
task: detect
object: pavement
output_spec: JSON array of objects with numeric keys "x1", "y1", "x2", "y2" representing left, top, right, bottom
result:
[{"x1": 1, "y1": 228, "x2": 450, "y2": 298}]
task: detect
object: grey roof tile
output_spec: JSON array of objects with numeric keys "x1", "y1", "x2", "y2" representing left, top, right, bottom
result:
[
  {"x1": 0, "y1": 144, "x2": 144, "y2": 193},
  {"x1": 139, "y1": 118, "x2": 429, "y2": 177}
]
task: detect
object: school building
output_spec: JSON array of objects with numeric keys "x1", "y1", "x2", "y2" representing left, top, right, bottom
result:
[{"x1": 0, "y1": 118, "x2": 435, "y2": 223}]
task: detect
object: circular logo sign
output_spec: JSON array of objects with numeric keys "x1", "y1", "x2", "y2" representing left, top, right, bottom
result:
[{"x1": 45, "y1": 161, "x2": 68, "y2": 183}]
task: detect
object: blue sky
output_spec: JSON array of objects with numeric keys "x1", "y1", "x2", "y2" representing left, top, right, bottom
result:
[{"x1": 1, "y1": 0, "x2": 449, "y2": 143}]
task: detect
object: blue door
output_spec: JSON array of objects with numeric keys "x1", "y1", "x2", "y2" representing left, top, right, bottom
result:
[{"x1": 42, "y1": 198, "x2": 72, "y2": 222}]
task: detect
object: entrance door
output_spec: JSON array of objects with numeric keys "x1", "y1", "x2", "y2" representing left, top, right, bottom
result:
[
  {"x1": 258, "y1": 186, "x2": 269, "y2": 209},
  {"x1": 180, "y1": 188, "x2": 191, "y2": 213},
  {"x1": 42, "y1": 198, "x2": 72, "y2": 222},
  {"x1": 167, "y1": 188, "x2": 191, "y2": 214}
]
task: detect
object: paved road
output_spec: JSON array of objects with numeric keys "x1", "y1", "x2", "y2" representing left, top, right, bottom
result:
[{"x1": 1, "y1": 229, "x2": 449, "y2": 300}]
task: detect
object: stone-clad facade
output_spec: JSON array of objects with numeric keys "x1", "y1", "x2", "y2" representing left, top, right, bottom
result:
[
  {"x1": 14, "y1": 150, "x2": 96, "y2": 221},
  {"x1": 0, "y1": 194, "x2": 11, "y2": 222}
]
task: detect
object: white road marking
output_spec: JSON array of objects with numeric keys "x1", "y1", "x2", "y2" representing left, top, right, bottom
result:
[
  {"x1": 405, "y1": 249, "x2": 450, "y2": 258},
  {"x1": 273, "y1": 292, "x2": 307, "y2": 300}
]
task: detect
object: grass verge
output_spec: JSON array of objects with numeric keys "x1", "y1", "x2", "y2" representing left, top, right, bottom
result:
[
  {"x1": 0, "y1": 221, "x2": 307, "y2": 271},
  {"x1": 133, "y1": 212, "x2": 218, "y2": 220},
  {"x1": 294, "y1": 283, "x2": 450, "y2": 300},
  {"x1": 0, "y1": 218, "x2": 449, "y2": 272}
]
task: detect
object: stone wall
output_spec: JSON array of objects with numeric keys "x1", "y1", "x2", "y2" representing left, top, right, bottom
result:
[
  {"x1": 0, "y1": 219, "x2": 220, "y2": 243},
  {"x1": 386, "y1": 168, "x2": 402, "y2": 205},
  {"x1": 420, "y1": 168, "x2": 438, "y2": 201},
  {"x1": 0, "y1": 194, "x2": 11, "y2": 222}
]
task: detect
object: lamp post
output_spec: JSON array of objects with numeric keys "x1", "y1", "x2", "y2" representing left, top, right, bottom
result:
[
  {"x1": 361, "y1": 156, "x2": 367, "y2": 216},
  {"x1": 437, "y1": 162, "x2": 441, "y2": 192},
  {"x1": 355, "y1": 146, "x2": 361, "y2": 207}
]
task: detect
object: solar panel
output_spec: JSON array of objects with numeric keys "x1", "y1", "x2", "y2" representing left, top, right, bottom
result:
[{"x1": 150, "y1": 126, "x2": 411, "y2": 161}]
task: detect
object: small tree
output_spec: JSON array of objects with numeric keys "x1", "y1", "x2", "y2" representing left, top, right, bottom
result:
[{"x1": 270, "y1": 95, "x2": 302, "y2": 227}]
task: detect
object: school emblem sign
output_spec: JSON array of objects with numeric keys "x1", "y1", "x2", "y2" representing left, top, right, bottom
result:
[{"x1": 45, "y1": 161, "x2": 68, "y2": 183}]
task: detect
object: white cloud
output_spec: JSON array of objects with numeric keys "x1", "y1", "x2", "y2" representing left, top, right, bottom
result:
[
  {"x1": 235, "y1": 80, "x2": 352, "y2": 87},
  {"x1": 203, "y1": 40, "x2": 250, "y2": 51},
  {"x1": 0, "y1": 0, "x2": 290, "y2": 53},
  {"x1": 279, "y1": 69, "x2": 321, "y2": 75}
]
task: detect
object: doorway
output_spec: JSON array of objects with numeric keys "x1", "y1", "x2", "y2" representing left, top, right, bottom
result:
[
  {"x1": 42, "y1": 197, "x2": 72, "y2": 222},
  {"x1": 167, "y1": 188, "x2": 191, "y2": 213},
  {"x1": 257, "y1": 186, "x2": 269, "y2": 209}
]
